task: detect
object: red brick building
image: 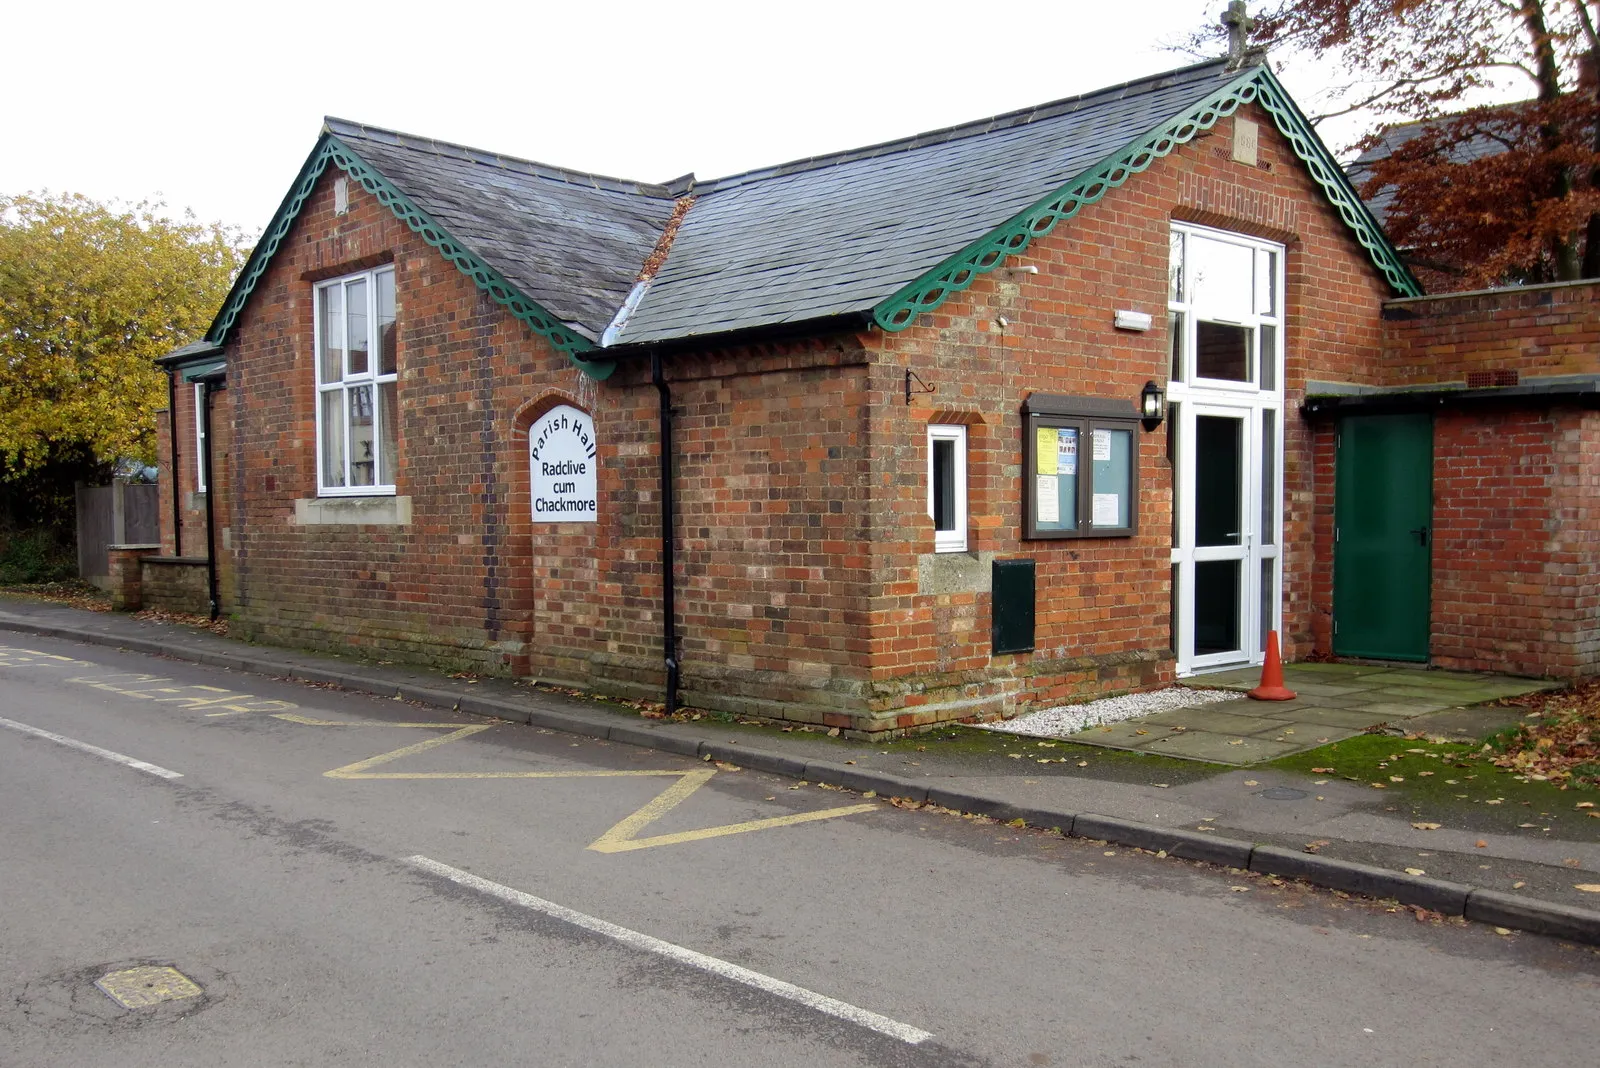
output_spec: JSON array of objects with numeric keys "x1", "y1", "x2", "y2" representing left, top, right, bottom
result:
[{"x1": 151, "y1": 53, "x2": 1600, "y2": 735}]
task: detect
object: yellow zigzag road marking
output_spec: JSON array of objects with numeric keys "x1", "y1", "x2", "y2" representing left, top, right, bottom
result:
[
  {"x1": 274, "y1": 712, "x2": 460, "y2": 728},
  {"x1": 285, "y1": 715, "x2": 876, "y2": 852},
  {"x1": 587, "y1": 769, "x2": 877, "y2": 854}
]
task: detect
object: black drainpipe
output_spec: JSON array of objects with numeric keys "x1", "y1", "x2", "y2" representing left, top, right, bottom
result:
[
  {"x1": 199, "y1": 378, "x2": 221, "y2": 621},
  {"x1": 168, "y1": 370, "x2": 182, "y2": 556},
  {"x1": 650, "y1": 349, "x2": 679, "y2": 716}
]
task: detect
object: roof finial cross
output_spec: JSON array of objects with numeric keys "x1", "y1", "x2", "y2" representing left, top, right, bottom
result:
[{"x1": 1222, "y1": 1, "x2": 1257, "y2": 68}]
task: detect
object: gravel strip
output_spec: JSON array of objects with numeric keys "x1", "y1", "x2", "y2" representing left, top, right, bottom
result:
[{"x1": 976, "y1": 686, "x2": 1244, "y2": 739}]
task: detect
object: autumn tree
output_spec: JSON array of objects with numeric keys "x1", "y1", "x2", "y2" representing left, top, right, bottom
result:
[
  {"x1": 1195, "y1": 1, "x2": 1600, "y2": 290},
  {"x1": 0, "y1": 193, "x2": 248, "y2": 565}
]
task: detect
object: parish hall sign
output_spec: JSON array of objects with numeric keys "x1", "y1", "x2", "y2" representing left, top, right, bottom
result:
[{"x1": 529, "y1": 405, "x2": 597, "y2": 521}]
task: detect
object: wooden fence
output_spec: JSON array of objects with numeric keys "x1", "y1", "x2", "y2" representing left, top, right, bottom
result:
[{"x1": 76, "y1": 481, "x2": 160, "y2": 583}]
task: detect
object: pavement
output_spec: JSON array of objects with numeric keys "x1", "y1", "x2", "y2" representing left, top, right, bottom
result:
[
  {"x1": 3, "y1": 593, "x2": 1598, "y2": 947},
  {"x1": 1040, "y1": 661, "x2": 1561, "y2": 764}
]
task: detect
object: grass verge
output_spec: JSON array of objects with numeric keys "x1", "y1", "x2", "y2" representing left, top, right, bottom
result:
[{"x1": 1267, "y1": 726, "x2": 1598, "y2": 839}]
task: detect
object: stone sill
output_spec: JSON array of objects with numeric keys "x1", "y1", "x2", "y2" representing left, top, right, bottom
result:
[{"x1": 294, "y1": 496, "x2": 412, "y2": 526}]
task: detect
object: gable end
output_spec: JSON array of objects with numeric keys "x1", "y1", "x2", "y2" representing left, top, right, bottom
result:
[
  {"x1": 873, "y1": 67, "x2": 1421, "y2": 333},
  {"x1": 206, "y1": 135, "x2": 615, "y2": 380}
]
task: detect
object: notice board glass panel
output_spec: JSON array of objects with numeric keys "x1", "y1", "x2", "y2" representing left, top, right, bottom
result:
[
  {"x1": 1023, "y1": 403, "x2": 1138, "y2": 539},
  {"x1": 1090, "y1": 428, "x2": 1133, "y2": 529}
]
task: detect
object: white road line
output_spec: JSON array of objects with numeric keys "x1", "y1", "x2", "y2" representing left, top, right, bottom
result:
[
  {"x1": 0, "y1": 716, "x2": 183, "y2": 779},
  {"x1": 406, "y1": 855, "x2": 933, "y2": 1046}
]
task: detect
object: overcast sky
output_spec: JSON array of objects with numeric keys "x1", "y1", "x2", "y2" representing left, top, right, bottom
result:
[{"x1": 0, "y1": 1, "x2": 1510, "y2": 236}]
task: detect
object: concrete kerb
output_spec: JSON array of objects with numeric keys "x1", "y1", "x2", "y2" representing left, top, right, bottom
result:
[
  {"x1": 1073, "y1": 813, "x2": 1253, "y2": 868},
  {"x1": 1249, "y1": 845, "x2": 1471, "y2": 916},
  {"x1": 1465, "y1": 889, "x2": 1600, "y2": 944},
  {"x1": 2, "y1": 611, "x2": 1598, "y2": 947},
  {"x1": 700, "y1": 741, "x2": 808, "y2": 778}
]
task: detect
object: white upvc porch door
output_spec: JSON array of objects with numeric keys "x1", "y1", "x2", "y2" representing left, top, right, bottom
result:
[{"x1": 1168, "y1": 223, "x2": 1285, "y2": 676}]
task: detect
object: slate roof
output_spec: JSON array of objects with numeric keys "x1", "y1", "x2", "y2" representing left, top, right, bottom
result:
[
  {"x1": 155, "y1": 338, "x2": 225, "y2": 367},
  {"x1": 323, "y1": 118, "x2": 681, "y2": 342},
  {"x1": 1346, "y1": 109, "x2": 1517, "y2": 228},
  {"x1": 218, "y1": 55, "x2": 1407, "y2": 357},
  {"x1": 610, "y1": 59, "x2": 1246, "y2": 345}
]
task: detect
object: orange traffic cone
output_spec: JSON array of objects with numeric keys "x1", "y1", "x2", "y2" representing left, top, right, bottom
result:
[{"x1": 1248, "y1": 630, "x2": 1297, "y2": 701}]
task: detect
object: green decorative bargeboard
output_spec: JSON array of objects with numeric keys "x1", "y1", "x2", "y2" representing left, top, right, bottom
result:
[
  {"x1": 872, "y1": 65, "x2": 1421, "y2": 333},
  {"x1": 207, "y1": 64, "x2": 1412, "y2": 371},
  {"x1": 207, "y1": 134, "x2": 612, "y2": 380}
]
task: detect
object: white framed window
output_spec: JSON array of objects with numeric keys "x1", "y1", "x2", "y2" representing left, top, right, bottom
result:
[
  {"x1": 1168, "y1": 224, "x2": 1283, "y2": 393},
  {"x1": 927, "y1": 424, "x2": 968, "y2": 553},
  {"x1": 315, "y1": 266, "x2": 398, "y2": 494},
  {"x1": 193, "y1": 382, "x2": 207, "y2": 493}
]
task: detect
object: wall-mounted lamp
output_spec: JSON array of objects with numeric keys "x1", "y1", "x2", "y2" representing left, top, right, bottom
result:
[
  {"x1": 1002, "y1": 265, "x2": 1039, "y2": 275},
  {"x1": 1140, "y1": 380, "x2": 1166, "y2": 431},
  {"x1": 1114, "y1": 309, "x2": 1153, "y2": 332}
]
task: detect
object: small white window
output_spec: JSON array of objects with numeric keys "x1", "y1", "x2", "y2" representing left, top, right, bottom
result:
[
  {"x1": 193, "y1": 382, "x2": 207, "y2": 494},
  {"x1": 927, "y1": 424, "x2": 968, "y2": 553},
  {"x1": 315, "y1": 266, "x2": 398, "y2": 494}
]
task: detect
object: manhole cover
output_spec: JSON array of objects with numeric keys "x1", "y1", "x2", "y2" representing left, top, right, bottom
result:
[
  {"x1": 94, "y1": 966, "x2": 202, "y2": 1009},
  {"x1": 1258, "y1": 787, "x2": 1309, "y2": 801}
]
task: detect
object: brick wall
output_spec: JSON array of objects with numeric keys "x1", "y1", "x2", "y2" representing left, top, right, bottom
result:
[
  {"x1": 153, "y1": 381, "x2": 214, "y2": 557},
  {"x1": 154, "y1": 377, "x2": 234, "y2": 611},
  {"x1": 1429, "y1": 407, "x2": 1600, "y2": 677},
  {"x1": 862, "y1": 102, "x2": 1390, "y2": 727},
  {"x1": 106, "y1": 546, "x2": 157, "y2": 610},
  {"x1": 219, "y1": 102, "x2": 1400, "y2": 733},
  {"x1": 1382, "y1": 280, "x2": 1600, "y2": 385},
  {"x1": 140, "y1": 557, "x2": 210, "y2": 616},
  {"x1": 224, "y1": 170, "x2": 566, "y2": 671},
  {"x1": 224, "y1": 167, "x2": 877, "y2": 720}
]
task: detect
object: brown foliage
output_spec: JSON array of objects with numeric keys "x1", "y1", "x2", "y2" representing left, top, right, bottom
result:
[
  {"x1": 1190, "y1": 1, "x2": 1600, "y2": 288},
  {"x1": 1498, "y1": 680, "x2": 1600, "y2": 788},
  {"x1": 1360, "y1": 96, "x2": 1600, "y2": 286}
]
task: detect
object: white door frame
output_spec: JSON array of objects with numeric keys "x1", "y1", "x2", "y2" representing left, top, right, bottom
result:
[
  {"x1": 1171, "y1": 401, "x2": 1280, "y2": 672},
  {"x1": 1168, "y1": 223, "x2": 1285, "y2": 676}
]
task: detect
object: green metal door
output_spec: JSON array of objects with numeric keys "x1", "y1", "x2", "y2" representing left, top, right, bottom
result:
[{"x1": 1333, "y1": 414, "x2": 1432, "y2": 660}]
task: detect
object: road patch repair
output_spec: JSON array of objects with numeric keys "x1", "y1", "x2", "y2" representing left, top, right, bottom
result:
[{"x1": 2, "y1": 600, "x2": 1597, "y2": 947}]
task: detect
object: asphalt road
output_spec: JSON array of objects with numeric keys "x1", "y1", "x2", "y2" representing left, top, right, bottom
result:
[{"x1": 1, "y1": 635, "x2": 1596, "y2": 1067}]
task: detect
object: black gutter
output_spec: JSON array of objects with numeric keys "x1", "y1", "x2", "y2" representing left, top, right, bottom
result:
[
  {"x1": 196, "y1": 372, "x2": 224, "y2": 621},
  {"x1": 167, "y1": 370, "x2": 182, "y2": 556},
  {"x1": 651, "y1": 350, "x2": 679, "y2": 716},
  {"x1": 1302, "y1": 380, "x2": 1600, "y2": 417}
]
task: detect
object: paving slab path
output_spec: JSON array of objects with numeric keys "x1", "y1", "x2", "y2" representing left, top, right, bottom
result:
[{"x1": 1044, "y1": 663, "x2": 1561, "y2": 764}]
